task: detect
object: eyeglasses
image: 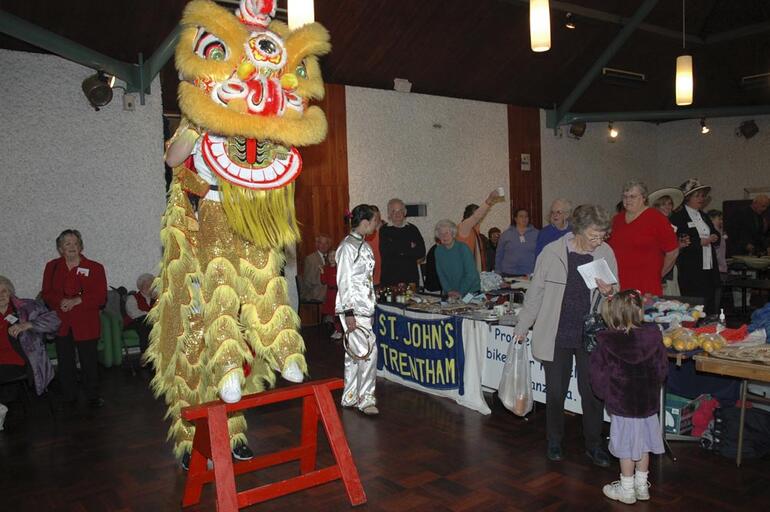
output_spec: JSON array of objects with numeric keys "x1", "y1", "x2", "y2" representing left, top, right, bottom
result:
[{"x1": 585, "y1": 233, "x2": 608, "y2": 243}]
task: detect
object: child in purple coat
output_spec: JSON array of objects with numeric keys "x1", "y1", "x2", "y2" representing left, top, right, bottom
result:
[{"x1": 590, "y1": 290, "x2": 668, "y2": 505}]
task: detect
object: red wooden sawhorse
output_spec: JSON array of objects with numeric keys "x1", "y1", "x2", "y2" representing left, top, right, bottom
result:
[{"x1": 180, "y1": 378, "x2": 366, "y2": 511}]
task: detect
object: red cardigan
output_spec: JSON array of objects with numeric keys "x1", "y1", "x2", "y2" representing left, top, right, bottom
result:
[{"x1": 42, "y1": 255, "x2": 107, "y2": 341}]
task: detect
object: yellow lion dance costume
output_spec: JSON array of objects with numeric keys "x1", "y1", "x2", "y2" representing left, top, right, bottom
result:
[{"x1": 147, "y1": 0, "x2": 330, "y2": 459}]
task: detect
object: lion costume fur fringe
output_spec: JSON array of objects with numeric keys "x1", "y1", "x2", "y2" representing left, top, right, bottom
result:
[{"x1": 146, "y1": 0, "x2": 329, "y2": 458}]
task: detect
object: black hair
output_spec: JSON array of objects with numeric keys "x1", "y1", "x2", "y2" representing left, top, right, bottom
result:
[
  {"x1": 56, "y1": 229, "x2": 83, "y2": 250},
  {"x1": 463, "y1": 204, "x2": 479, "y2": 220},
  {"x1": 350, "y1": 204, "x2": 375, "y2": 229}
]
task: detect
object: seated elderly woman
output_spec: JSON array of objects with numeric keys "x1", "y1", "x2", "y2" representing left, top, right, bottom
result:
[
  {"x1": 512, "y1": 205, "x2": 617, "y2": 466},
  {"x1": 125, "y1": 273, "x2": 156, "y2": 359},
  {"x1": 434, "y1": 220, "x2": 480, "y2": 298},
  {"x1": 0, "y1": 275, "x2": 59, "y2": 429}
]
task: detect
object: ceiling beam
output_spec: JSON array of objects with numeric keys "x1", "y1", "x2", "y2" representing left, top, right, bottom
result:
[
  {"x1": 505, "y1": 0, "x2": 703, "y2": 46},
  {"x1": 0, "y1": 9, "x2": 139, "y2": 88},
  {"x1": 0, "y1": 9, "x2": 180, "y2": 98},
  {"x1": 705, "y1": 21, "x2": 770, "y2": 44},
  {"x1": 551, "y1": 0, "x2": 659, "y2": 129},
  {"x1": 547, "y1": 105, "x2": 770, "y2": 127}
]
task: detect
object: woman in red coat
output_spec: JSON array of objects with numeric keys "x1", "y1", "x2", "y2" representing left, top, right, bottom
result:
[{"x1": 42, "y1": 229, "x2": 107, "y2": 408}]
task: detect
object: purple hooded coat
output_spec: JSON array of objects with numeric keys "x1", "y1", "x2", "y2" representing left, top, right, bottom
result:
[
  {"x1": 10, "y1": 297, "x2": 59, "y2": 395},
  {"x1": 589, "y1": 323, "x2": 668, "y2": 418}
]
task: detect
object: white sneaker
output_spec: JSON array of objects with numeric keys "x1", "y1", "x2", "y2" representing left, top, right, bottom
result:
[
  {"x1": 281, "y1": 361, "x2": 304, "y2": 383},
  {"x1": 219, "y1": 372, "x2": 242, "y2": 403},
  {"x1": 635, "y1": 481, "x2": 651, "y2": 501},
  {"x1": 330, "y1": 331, "x2": 343, "y2": 340},
  {"x1": 603, "y1": 481, "x2": 636, "y2": 505},
  {"x1": 0, "y1": 403, "x2": 7, "y2": 431}
]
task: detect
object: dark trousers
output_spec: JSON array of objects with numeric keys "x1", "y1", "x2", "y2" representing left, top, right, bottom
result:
[
  {"x1": 542, "y1": 347, "x2": 604, "y2": 450},
  {"x1": 679, "y1": 267, "x2": 719, "y2": 315},
  {"x1": 129, "y1": 316, "x2": 151, "y2": 354},
  {"x1": 0, "y1": 364, "x2": 27, "y2": 402},
  {"x1": 55, "y1": 332, "x2": 99, "y2": 401}
]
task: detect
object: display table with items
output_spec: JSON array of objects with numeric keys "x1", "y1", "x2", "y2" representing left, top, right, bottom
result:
[{"x1": 695, "y1": 346, "x2": 770, "y2": 466}]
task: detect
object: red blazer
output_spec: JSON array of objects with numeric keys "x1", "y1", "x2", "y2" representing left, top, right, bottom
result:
[{"x1": 42, "y1": 255, "x2": 107, "y2": 341}]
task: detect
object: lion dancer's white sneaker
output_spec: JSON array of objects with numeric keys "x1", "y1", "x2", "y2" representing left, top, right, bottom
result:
[
  {"x1": 219, "y1": 372, "x2": 242, "y2": 404},
  {"x1": 0, "y1": 403, "x2": 8, "y2": 431}
]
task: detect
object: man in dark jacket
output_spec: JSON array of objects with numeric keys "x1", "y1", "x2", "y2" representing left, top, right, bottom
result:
[{"x1": 728, "y1": 194, "x2": 769, "y2": 256}]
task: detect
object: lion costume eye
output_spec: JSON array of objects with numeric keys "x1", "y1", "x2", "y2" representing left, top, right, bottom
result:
[
  {"x1": 295, "y1": 60, "x2": 307, "y2": 79},
  {"x1": 194, "y1": 28, "x2": 229, "y2": 61}
]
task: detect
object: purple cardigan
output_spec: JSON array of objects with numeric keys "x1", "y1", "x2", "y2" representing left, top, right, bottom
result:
[
  {"x1": 589, "y1": 324, "x2": 668, "y2": 418},
  {"x1": 11, "y1": 297, "x2": 59, "y2": 395}
]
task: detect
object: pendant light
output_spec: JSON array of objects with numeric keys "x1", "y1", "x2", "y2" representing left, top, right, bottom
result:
[
  {"x1": 288, "y1": 0, "x2": 315, "y2": 30},
  {"x1": 530, "y1": 0, "x2": 551, "y2": 52},
  {"x1": 675, "y1": 1, "x2": 693, "y2": 106}
]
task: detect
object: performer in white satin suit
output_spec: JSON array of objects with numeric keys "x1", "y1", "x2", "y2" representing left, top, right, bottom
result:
[{"x1": 336, "y1": 204, "x2": 379, "y2": 415}]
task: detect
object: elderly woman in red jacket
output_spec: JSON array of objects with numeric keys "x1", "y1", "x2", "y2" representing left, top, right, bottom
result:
[
  {"x1": 1, "y1": 274, "x2": 60, "y2": 429},
  {"x1": 42, "y1": 229, "x2": 107, "y2": 409}
]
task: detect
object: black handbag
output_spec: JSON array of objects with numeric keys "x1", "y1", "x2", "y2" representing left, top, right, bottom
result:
[{"x1": 582, "y1": 292, "x2": 605, "y2": 353}]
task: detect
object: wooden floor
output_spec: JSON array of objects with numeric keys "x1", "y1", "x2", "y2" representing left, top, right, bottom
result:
[{"x1": 2, "y1": 326, "x2": 768, "y2": 511}]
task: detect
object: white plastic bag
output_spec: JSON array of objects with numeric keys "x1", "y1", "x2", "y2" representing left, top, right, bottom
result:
[{"x1": 498, "y1": 340, "x2": 533, "y2": 417}]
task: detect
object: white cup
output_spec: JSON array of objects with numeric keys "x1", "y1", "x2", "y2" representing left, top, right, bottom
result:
[
  {"x1": 496, "y1": 186, "x2": 505, "y2": 197},
  {"x1": 494, "y1": 304, "x2": 507, "y2": 317}
]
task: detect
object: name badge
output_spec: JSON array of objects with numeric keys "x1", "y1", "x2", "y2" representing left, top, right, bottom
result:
[
  {"x1": 77, "y1": 267, "x2": 90, "y2": 277},
  {"x1": 687, "y1": 221, "x2": 696, "y2": 228},
  {"x1": 4, "y1": 314, "x2": 19, "y2": 324}
]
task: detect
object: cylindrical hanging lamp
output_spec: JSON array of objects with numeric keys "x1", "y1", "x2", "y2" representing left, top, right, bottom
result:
[
  {"x1": 288, "y1": 0, "x2": 315, "y2": 30},
  {"x1": 675, "y1": 1, "x2": 693, "y2": 106},
  {"x1": 676, "y1": 54, "x2": 693, "y2": 106},
  {"x1": 530, "y1": 0, "x2": 551, "y2": 52}
]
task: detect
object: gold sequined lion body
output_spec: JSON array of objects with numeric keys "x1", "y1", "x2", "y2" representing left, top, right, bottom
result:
[{"x1": 146, "y1": 0, "x2": 330, "y2": 457}]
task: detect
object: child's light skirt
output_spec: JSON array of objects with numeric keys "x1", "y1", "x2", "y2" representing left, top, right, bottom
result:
[{"x1": 608, "y1": 413, "x2": 665, "y2": 461}]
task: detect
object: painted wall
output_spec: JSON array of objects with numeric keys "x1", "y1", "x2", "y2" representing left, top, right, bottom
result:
[
  {"x1": 346, "y1": 86, "x2": 511, "y2": 246},
  {"x1": 539, "y1": 110, "x2": 658, "y2": 217},
  {"x1": 655, "y1": 115, "x2": 770, "y2": 207},
  {"x1": 0, "y1": 50, "x2": 166, "y2": 298},
  {"x1": 539, "y1": 111, "x2": 770, "y2": 218}
]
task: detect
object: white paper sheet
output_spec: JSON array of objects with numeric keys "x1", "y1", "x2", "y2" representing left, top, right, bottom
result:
[{"x1": 576, "y1": 258, "x2": 618, "y2": 290}]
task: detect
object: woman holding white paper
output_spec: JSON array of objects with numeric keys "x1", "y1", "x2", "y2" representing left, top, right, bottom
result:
[{"x1": 511, "y1": 205, "x2": 617, "y2": 466}]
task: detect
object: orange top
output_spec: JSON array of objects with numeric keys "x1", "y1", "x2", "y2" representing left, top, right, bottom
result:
[{"x1": 366, "y1": 229, "x2": 382, "y2": 285}]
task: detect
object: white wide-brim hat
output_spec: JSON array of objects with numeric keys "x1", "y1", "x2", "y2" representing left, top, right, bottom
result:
[{"x1": 648, "y1": 187, "x2": 684, "y2": 210}]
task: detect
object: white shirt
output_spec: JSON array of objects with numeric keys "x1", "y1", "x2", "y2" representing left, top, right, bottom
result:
[{"x1": 684, "y1": 205, "x2": 712, "y2": 270}]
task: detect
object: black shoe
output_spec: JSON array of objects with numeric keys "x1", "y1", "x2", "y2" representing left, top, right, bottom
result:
[
  {"x1": 88, "y1": 397, "x2": 105, "y2": 409},
  {"x1": 181, "y1": 452, "x2": 190, "y2": 471},
  {"x1": 585, "y1": 446, "x2": 610, "y2": 468},
  {"x1": 232, "y1": 443, "x2": 254, "y2": 461},
  {"x1": 547, "y1": 443, "x2": 563, "y2": 462}
]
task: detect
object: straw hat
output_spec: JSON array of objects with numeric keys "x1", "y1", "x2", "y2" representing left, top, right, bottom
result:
[
  {"x1": 679, "y1": 178, "x2": 711, "y2": 198},
  {"x1": 648, "y1": 187, "x2": 684, "y2": 210}
]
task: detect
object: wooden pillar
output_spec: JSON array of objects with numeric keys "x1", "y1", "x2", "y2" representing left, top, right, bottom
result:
[
  {"x1": 295, "y1": 83, "x2": 350, "y2": 262},
  {"x1": 507, "y1": 106, "x2": 543, "y2": 228}
]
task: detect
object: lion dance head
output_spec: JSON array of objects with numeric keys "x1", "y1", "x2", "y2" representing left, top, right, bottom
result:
[{"x1": 177, "y1": 0, "x2": 330, "y2": 247}]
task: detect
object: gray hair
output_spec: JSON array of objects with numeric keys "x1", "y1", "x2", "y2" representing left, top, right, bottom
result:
[
  {"x1": 0, "y1": 275, "x2": 16, "y2": 296},
  {"x1": 434, "y1": 219, "x2": 458, "y2": 239},
  {"x1": 136, "y1": 273, "x2": 154, "y2": 289},
  {"x1": 571, "y1": 204, "x2": 611, "y2": 234},
  {"x1": 551, "y1": 198, "x2": 573, "y2": 215},
  {"x1": 387, "y1": 198, "x2": 405, "y2": 211},
  {"x1": 622, "y1": 180, "x2": 649, "y2": 199}
]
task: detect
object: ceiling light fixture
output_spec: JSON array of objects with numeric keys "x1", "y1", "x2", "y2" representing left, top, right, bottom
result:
[
  {"x1": 530, "y1": 0, "x2": 551, "y2": 52},
  {"x1": 700, "y1": 118, "x2": 710, "y2": 134},
  {"x1": 608, "y1": 122, "x2": 619, "y2": 139},
  {"x1": 82, "y1": 71, "x2": 114, "y2": 111},
  {"x1": 736, "y1": 120, "x2": 759, "y2": 139},
  {"x1": 288, "y1": 0, "x2": 315, "y2": 30},
  {"x1": 565, "y1": 12, "x2": 576, "y2": 29},
  {"x1": 675, "y1": 1, "x2": 693, "y2": 106}
]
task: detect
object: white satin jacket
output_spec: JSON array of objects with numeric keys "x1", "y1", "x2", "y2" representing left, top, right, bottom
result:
[{"x1": 335, "y1": 233, "x2": 376, "y2": 317}]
